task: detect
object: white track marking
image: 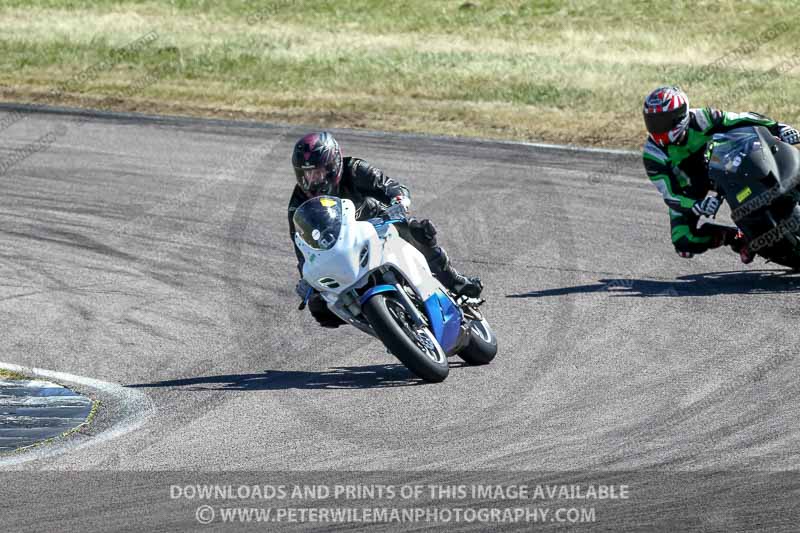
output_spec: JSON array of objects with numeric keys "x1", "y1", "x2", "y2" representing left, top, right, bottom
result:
[{"x1": 497, "y1": 139, "x2": 637, "y2": 155}]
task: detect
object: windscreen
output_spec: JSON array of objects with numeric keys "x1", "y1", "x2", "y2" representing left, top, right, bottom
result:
[
  {"x1": 293, "y1": 196, "x2": 343, "y2": 250},
  {"x1": 707, "y1": 128, "x2": 762, "y2": 173}
]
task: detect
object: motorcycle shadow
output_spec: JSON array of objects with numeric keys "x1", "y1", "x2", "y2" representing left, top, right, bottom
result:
[
  {"x1": 507, "y1": 269, "x2": 800, "y2": 299},
  {"x1": 128, "y1": 363, "x2": 467, "y2": 391}
]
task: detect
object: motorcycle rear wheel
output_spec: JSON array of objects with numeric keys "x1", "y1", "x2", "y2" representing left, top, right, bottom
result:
[{"x1": 458, "y1": 316, "x2": 498, "y2": 365}]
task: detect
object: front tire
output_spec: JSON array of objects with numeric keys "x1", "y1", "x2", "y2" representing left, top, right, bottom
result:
[
  {"x1": 458, "y1": 317, "x2": 498, "y2": 365},
  {"x1": 753, "y1": 206, "x2": 800, "y2": 270},
  {"x1": 362, "y1": 294, "x2": 449, "y2": 383},
  {"x1": 770, "y1": 255, "x2": 800, "y2": 271}
]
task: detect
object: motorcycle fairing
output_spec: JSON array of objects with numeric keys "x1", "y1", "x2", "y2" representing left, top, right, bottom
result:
[
  {"x1": 709, "y1": 127, "x2": 798, "y2": 214},
  {"x1": 295, "y1": 199, "x2": 381, "y2": 294},
  {"x1": 295, "y1": 198, "x2": 453, "y2": 324},
  {"x1": 423, "y1": 290, "x2": 462, "y2": 354}
]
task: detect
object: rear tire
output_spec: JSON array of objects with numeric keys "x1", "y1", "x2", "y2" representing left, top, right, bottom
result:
[
  {"x1": 362, "y1": 294, "x2": 449, "y2": 383},
  {"x1": 458, "y1": 318, "x2": 498, "y2": 365}
]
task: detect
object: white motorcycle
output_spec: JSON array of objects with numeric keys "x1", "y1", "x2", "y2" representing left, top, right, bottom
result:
[{"x1": 293, "y1": 196, "x2": 497, "y2": 383}]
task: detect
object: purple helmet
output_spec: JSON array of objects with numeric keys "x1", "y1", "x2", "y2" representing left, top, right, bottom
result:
[{"x1": 292, "y1": 132, "x2": 343, "y2": 198}]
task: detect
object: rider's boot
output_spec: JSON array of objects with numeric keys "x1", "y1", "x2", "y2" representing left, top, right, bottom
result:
[
  {"x1": 437, "y1": 264, "x2": 483, "y2": 299},
  {"x1": 718, "y1": 227, "x2": 754, "y2": 264},
  {"x1": 711, "y1": 225, "x2": 754, "y2": 264},
  {"x1": 428, "y1": 251, "x2": 483, "y2": 298},
  {"x1": 406, "y1": 218, "x2": 483, "y2": 298},
  {"x1": 730, "y1": 230, "x2": 754, "y2": 264}
]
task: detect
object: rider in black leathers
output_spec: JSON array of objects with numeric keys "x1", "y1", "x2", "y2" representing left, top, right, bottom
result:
[{"x1": 288, "y1": 132, "x2": 482, "y2": 328}]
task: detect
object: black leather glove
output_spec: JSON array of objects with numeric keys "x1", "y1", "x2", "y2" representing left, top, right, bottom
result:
[{"x1": 390, "y1": 194, "x2": 411, "y2": 213}]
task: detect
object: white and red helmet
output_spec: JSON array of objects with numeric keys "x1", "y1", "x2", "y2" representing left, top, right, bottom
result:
[{"x1": 643, "y1": 86, "x2": 690, "y2": 147}]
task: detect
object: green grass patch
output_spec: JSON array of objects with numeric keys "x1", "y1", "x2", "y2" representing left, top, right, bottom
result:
[
  {"x1": 0, "y1": 368, "x2": 27, "y2": 380},
  {"x1": 0, "y1": 1, "x2": 798, "y2": 147}
]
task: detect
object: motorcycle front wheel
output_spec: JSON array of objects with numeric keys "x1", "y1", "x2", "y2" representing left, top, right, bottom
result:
[{"x1": 362, "y1": 293, "x2": 449, "y2": 383}]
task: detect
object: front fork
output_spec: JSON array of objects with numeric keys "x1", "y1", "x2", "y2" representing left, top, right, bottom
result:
[
  {"x1": 381, "y1": 270, "x2": 427, "y2": 328},
  {"x1": 332, "y1": 270, "x2": 427, "y2": 333},
  {"x1": 384, "y1": 270, "x2": 471, "y2": 356}
]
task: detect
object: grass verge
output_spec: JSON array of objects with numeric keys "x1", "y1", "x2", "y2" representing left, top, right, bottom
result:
[
  {"x1": 0, "y1": 368, "x2": 27, "y2": 380},
  {"x1": 0, "y1": 1, "x2": 798, "y2": 148}
]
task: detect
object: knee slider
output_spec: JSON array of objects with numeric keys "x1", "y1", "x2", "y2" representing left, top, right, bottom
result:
[{"x1": 409, "y1": 218, "x2": 437, "y2": 246}]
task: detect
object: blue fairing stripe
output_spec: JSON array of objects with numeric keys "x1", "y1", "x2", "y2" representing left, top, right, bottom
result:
[
  {"x1": 371, "y1": 218, "x2": 404, "y2": 227},
  {"x1": 358, "y1": 284, "x2": 397, "y2": 305},
  {"x1": 423, "y1": 291, "x2": 462, "y2": 353}
]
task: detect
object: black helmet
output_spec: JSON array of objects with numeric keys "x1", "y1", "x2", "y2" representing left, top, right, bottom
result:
[{"x1": 291, "y1": 132, "x2": 343, "y2": 197}]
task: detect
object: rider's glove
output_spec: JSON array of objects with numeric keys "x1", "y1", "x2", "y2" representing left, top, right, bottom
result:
[
  {"x1": 779, "y1": 124, "x2": 800, "y2": 145},
  {"x1": 691, "y1": 196, "x2": 721, "y2": 217},
  {"x1": 385, "y1": 196, "x2": 409, "y2": 221},
  {"x1": 390, "y1": 195, "x2": 411, "y2": 213}
]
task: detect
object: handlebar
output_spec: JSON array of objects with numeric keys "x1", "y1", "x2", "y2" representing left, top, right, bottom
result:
[
  {"x1": 368, "y1": 202, "x2": 408, "y2": 232},
  {"x1": 384, "y1": 202, "x2": 409, "y2": 222}
]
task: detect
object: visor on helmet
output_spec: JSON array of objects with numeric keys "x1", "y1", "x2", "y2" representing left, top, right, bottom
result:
[
  {"x1": 296, "y1": 166, "x2": 335, "y2": 197},
  {"x1": 643, "y1": 102, "x2": 688, "y2": 134}
]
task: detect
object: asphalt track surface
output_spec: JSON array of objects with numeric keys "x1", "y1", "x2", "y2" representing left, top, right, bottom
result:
[{"x1": 1, "y1": 107, "x2": 799, "y2": 531}]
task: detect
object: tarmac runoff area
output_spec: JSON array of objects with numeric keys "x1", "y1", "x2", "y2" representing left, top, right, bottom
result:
[{"x1": 0, "y1": 378, "x2": 94, "y2": 452}]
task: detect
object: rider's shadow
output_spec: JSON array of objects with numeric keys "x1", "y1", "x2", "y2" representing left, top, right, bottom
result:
[
  {"x1": 127, "y1": 363, "x2": 467, "y2": 391},
  {"x1": 507, "y1": 269, "x2": 800, "y2": 299}
]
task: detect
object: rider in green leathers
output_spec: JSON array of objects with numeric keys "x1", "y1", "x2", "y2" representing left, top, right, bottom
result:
[{"x1": 642, "y1": 86, "x2": 800, "y2": 262}]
